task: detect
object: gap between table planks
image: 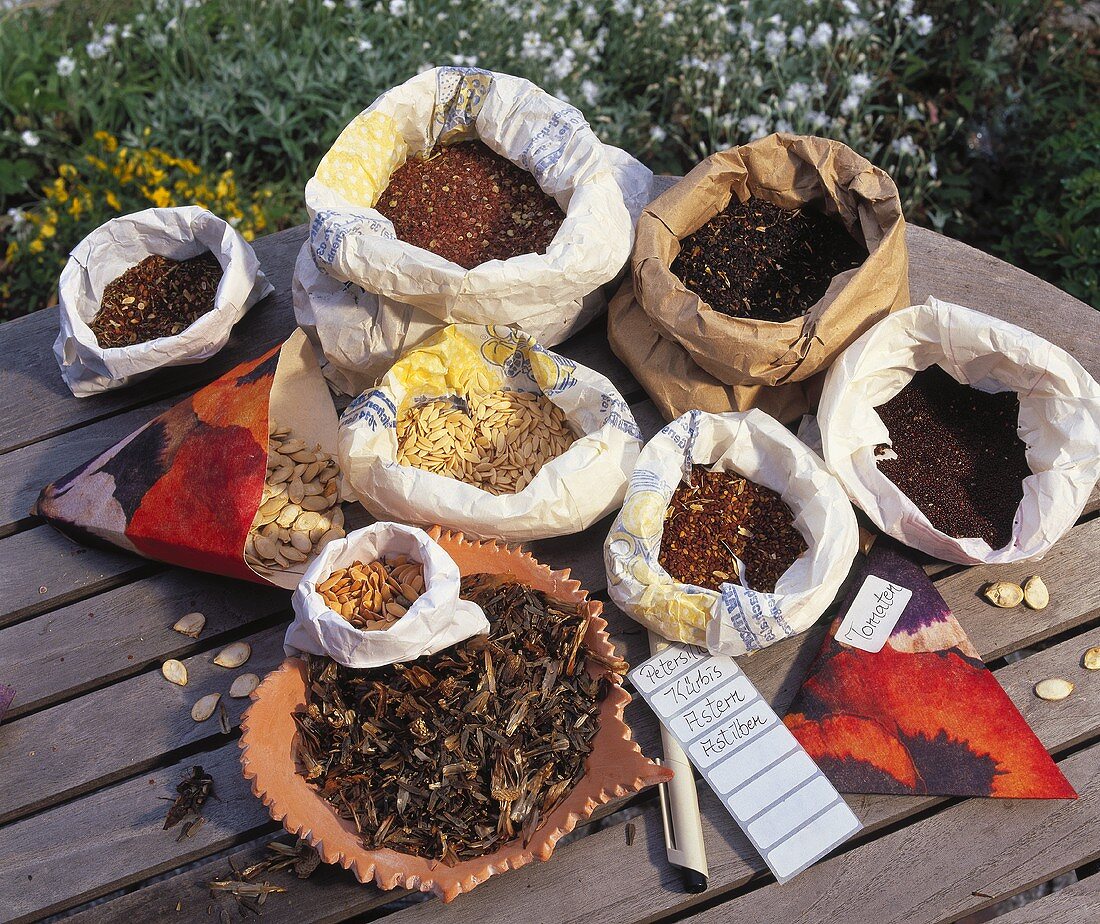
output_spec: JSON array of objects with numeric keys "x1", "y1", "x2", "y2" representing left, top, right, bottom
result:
[{"x1": 42, "y1": 600, "x2": 1100, "y2": 924}]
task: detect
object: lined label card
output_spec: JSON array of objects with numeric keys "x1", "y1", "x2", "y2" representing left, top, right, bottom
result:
[{"x1": 629, "y1": 642, "x2": 862, "y2": 883}]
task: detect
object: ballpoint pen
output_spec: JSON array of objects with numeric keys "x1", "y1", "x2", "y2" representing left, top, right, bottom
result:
[{"x1": 648, "y1": 630, "x2": 709, "y2": 893}]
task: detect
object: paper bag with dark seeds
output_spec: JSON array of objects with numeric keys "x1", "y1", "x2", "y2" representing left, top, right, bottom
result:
[{"x1": 35, "y1": 329, "x2": 344, "y2": 588}]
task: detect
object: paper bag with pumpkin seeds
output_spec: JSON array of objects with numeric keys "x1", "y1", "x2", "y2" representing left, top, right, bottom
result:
[
  {"x1": 34, "y1": 329, "x2": 346, "y2": 589},
  {"x1": 611, "y1": 133, "x2": 909, "y2": 424}
]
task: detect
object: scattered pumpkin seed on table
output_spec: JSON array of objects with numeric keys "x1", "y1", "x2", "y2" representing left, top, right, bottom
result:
[
  {"x1": 981, "y1": 581, "x2": 1024, "y2": 608},
  {"x1": 162, "y1": 659, "x2": 188, "y2": 686},
  {"x1": 1022, "y1": 575, "x2": 1049, "y2": 610},
  {"x1": 214, "y1": 642, "x2": 251, "y2": 668},
  {"x1": 1083, "y1": 647, "x2": 1100, "y2": 671},
  {"x1": 173, "y1": 612, "x2": 206, "y2": 638},
  {"x1": 191, "y1": 693, "x2": 221, "y2": 722},
  {"x1": 1034, "y1": 678, "x2": 1074, "y2": 701},
  {"x1": 230, "y1": 673, "x2": 261, "y2": 698}
]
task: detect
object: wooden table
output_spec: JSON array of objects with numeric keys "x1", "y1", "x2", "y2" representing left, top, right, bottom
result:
[{"x1": 1, "y1": 213, "x2": 1098, "y2": 924}]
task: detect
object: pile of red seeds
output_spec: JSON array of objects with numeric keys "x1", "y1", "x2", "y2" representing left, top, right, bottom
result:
[
  {"x1": 875, "y1": 365, "x2": 1031, "y2": 548},
  {"x1": 375, "y1": 140, "x2": 564, "y2": 269},
  {"x1": 671, "y1": 196, "x2": 866, "y2": 322},
  {"x1": 90, "y1": 252, "x2": 222, "y2": 348},
  {"x1": 659, "y1": 465, "x2": 808, "y2": 594}
]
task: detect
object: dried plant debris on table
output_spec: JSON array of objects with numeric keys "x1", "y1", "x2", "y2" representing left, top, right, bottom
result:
[
  {"x1": 671, "y1": 195, "x2": 866, "y2": 322},
  {"x1": 207, "y1": 840, "x2": 320, "y2": 918},
  {"x1": 163, "y1": 765, "x2": 214, "y2": 830},
  {"x1": 293, "y1": 574, "x2": 625, "y2": 864},
  {"x1": 90, "y1": 252, "x2": 223, "y2": 347},
  {"x1": 376, "y1": 140, "x2": 565, "y2": 269},
  {"x1": 659, "y1": 465, "x2": 807, "y2": 594},
  {"x1": 874, "y1": 365, "x2": 1030, "y2": 549}
]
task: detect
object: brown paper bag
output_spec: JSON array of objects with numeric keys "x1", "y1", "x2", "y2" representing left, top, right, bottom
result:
[
  {"x1": 625, "y1": 133, "x2": 909, "y2": 415},
  {"x1": 607, "y1": 276, "x2": 813, "y2": 423},
  {"x1": 35, "y1": 329, "x2": 343, "y2": 589}
]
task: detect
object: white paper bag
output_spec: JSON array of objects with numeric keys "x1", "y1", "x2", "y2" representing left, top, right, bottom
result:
[
  {"x1": 816, "y1": 297, "x2": 1100, "y2": 564},
  {"x1": 301, "y1": 67, "x2": 651, "y2": 361},
  {"x1": 54, "y1": 206, "x2": 272, "y2": 396},
  {"x1": 339, "y1": 324, "x2": 643, "y2": 542},
  {"x1": 285, "y1": 522, "x2": 489, "y2": 668},
  {"x1": 604, "y1": 409, "x2": 858, "y2": 656}
]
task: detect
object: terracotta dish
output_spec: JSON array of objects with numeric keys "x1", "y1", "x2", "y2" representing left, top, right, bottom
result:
[{"x1": 239, "y1": 528, "x2": 671, "y2": 901}]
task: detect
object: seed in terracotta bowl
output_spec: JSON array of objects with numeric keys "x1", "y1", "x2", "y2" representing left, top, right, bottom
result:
[
  {"x1": 659, "y1": 465, "x2": 807, "y2": 594},
  {"x1": 317, "y1": 556, "x2": 424, "y2": 630}
]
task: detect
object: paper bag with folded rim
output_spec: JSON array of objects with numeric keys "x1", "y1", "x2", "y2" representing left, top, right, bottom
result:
[
  {"x1": 783, "y1": 538, "x2": 1076, "y2": 798},
  {"x1": 34, "y1": 329, "x2": 342, "y2": 590}
]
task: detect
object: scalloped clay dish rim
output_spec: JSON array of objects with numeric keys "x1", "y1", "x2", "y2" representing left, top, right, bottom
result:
[{"x1": 239, "y1": 527, "x2": 671, "y2": 902}]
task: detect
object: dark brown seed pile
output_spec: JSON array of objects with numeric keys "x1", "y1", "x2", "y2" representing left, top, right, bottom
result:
[
  {"x1": 376, "y1": 140, "x2": 564, "y2": 269},
  {"x1": 875, "y1": 365, "x2": 1030, "y2": 549},
  {"x1": 293, "y1": 575, "x2": 623, "y2": 864},
  {"x1": 90, "y1": 252, "x2": 222, "y2": 348},
  {"x1": 670, "y1": 195, "x2": 866, "y2": 322},
  {"x1": 659, "y1": 465, "x2": 808, "y2": 594}
]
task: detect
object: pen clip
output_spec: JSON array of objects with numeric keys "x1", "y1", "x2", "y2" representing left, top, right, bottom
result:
[{"x1": 656, "y1": 758, "x2": 678, "y2": 854}]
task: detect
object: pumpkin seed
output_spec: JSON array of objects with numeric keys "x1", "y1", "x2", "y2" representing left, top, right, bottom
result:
[
  {"x1": 214, "y1": 642, "x2": 251, "y2": 668},
  {"x1": 230, "y1": 673, "x2": 260, "y2": 698},
  {"x1": 1083, "y1": 646, "x2": 1100, "y2": 671},
  {"x1": 1022, "y1": 575, "x2": 1049, "y2": 610},
  {"x1": 173, "y1": 612, "x2": 206, "y2": 638},
  {"x1": 162, "y1": 659, "x2": 188, "y2": 686},
  {"x1": 191, "y1": 692, "x2": 221, "y2": 722},
  {"x1": 1034, "y1": 678, "x2": 1073, "y2": 701},
  {"x1": 981, "y1": 581, "x2": 1024, "y2": 608}
]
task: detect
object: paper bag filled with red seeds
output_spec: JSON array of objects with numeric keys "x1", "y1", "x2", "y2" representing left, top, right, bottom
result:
[{"x1": 35, "y1": 329, "x2": 347, "y2": 589}]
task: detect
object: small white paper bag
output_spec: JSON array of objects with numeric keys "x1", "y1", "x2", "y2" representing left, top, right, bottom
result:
[
  {"x1": 605, "y1": 409, "x2": 858, "y2": 656},
  {"x1": 285, "y1": 522, "x2": 488, "y2": 668},
  {"x1": 54, "y1": 206, "x2": 272, "y2": 396},
  {"x1": 816, "y1": 298, "x2": 1100, "y2": 564}
]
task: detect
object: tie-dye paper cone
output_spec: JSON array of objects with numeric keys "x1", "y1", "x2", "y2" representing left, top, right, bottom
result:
[
  {"x1": 784, "y1": 539, "x2": 1075, "y2": 799},
  {"x1": 34, "y1": 329, "x2": 340, "y2": 590}
]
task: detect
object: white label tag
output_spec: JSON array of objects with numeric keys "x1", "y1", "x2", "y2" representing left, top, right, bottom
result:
[
  {"x1": 834, "y1": 575, "x2": 911, "y2": 653},
  {"x1": 629, "y1": 643, "x2": 861, "y2": 883}
]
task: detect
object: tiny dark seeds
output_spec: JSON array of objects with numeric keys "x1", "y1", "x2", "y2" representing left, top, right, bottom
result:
[
  {"x1": 376, "y1": 140, "x2": 564, "y2": 269},
  {"x1": 659, "y1": 466, "x2": 807, "y2": 594},
  {"x1": 671, "y1": 195, "x2": 866, "y2": 322},
  {"x1": 293, "y1": 575, "x2": 622, "y2": 864},
  {"x1": 875, "y1": 365, "x2": 1030, "y2": 549},
  {"x1": 91, "y1": 252, "x2": 222, "y2": 348}
]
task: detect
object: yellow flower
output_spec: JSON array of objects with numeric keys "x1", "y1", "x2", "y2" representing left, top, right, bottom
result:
[
  {"x1": 146, "y1": 187, "x2": 172, "y2": 208},
  {"x1": 5, "y1": 241, "x2": 18, "y2": 261},
  {"x1": 84, "y1": 154, "x2": 108, "y2": 171},
  {"x1": 143, "y1": 126, "x2": 151, "y2": 138},
  {"x1": 68, "y1": 197, "x2": 84, "y2": 219},
  {"x1": 28, "y1": 239, "x2": 45, "y2": 254},
  {"x1": 40, "y1": 223, "x2": 56, "y2": 239},
  {"x1": 105, "y1": 190, "x2": 122, "y2": 210},
  {"x1": 94, "y1": 130, "x2": 119, "y2": 153},
  {"x1": 59, "y1": 163, "x2": 77, "y2": 179}
]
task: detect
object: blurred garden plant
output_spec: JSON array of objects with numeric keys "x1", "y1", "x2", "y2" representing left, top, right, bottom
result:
[{"x1": 0, "y1": 0, "x2": 1096, "y2": 317}]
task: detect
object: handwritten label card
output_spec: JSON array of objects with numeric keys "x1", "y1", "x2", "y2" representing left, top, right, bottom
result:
[
  {"x1": 834, "y1": 575, "x2": 912, "y2": 653},
  {"x1": 630, "y1": 642, "x2": 862, "y2": 883}
]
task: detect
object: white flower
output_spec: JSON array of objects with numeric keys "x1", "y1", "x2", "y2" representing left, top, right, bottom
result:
[
  {"x1": 808, "y1": 22, "x2": 833, "y2": 48},
  {"x1": 896, "y1": 0, "x2": 914, "y2": 16},
  {"x1": 849, "y1": 73, "x2": 872, "y2": 97},
  {"x1": 764, "y1": 29, "x2": 786, "y2": 58},
  {"x1": 346, "y1": 0, "x2": 362, "y2": 8},
  {"x1": 7, "y1": 207, "x2": 27, "y2": 231},
  {"x1": 840, "y1": 92, "x2": 861, "y2": 115},
  {"x1": 649, "y1": 124, "x2": 667, "y2": 143},
  {"x1": 85, "y1": 39, "x2": 109, "y2": 59},
  {"x1": 739, "y1": 114, "x2": 768, "y2": 138},
  {"x1": 790, "y1": 25, "x2": 806, "y2": 47},
  {"x1": 660, "y1": 11, "x2": 675, "y2": 27},
  {"x1": 357, "y1": 38, "x2": 373, "y2": 52},
  {"x1": 549, "y1": 48, "x2": 576, "y2": 80},
  {"x1": 417, "y1": 61, "x2": 433, "y2": 73},
  {"x1": 165, "y1": 17, "x2": 178, "y2": 31},
  {"x1": 904, "y1": 104, "x2": 921, "y2": 121},
  {"x1": 914, "y1": 13, "x2": 933, "y2": 36},
  {"x1": 842, "y1": 0, "x2": 860, "y2": 14},
  {"x1": 786, "y1": 81, "x2": 810, "y2": 106},
  {"x1": 580, "y1": 79, "x2": 600, "y2": 106},
  {"x1": 612, "y1": 0, "x2": 629, "y2": 13},
  {"x1": 928, "y1": 156, "x2": 938, "y2": 178},
  {"x1": 776, "y1": 119, "x2": 794, "y2": 134},
  {"x1": 322, "y1": 0, "x2": 336, "y2": 9},
  {"x1": 56, "y1": 55, "x2": 76, "y2": 77},
  {"x1": 20, "y1": 130, "x2": 40, "y2": 148},
  {"x1": 806, "y1": 110, "x2": 830, "y2": 130},
  {"x1": 891, "y1": 135, "x2": 918, "y2": 157},
  {"x1": 389, "y1": 0, "x2": 406, "y2": 15}
]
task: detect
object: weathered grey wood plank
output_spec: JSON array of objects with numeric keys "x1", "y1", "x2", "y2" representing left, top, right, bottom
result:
[
  {"x1": 0, "y1": 524, "x2": 155, "y2": 628},
  {"x1": 292, "y1": 625, "x2": 1100, "y2": 924},
  {"x1": 677, "y1": 745, "x2": 1100, "y2": 924},
  {"x1": 0, "y1": 570, "x2": 288, "y2": 721},
  {"x1": 0, "y1": 741, "x2": 274, "y2": 924},
  {"x1": 987, "y1": 872, "x2": 1100, "y2": 924},
  {"x1": 0, "y1": 626, "x2": 288, "y2": 824}
]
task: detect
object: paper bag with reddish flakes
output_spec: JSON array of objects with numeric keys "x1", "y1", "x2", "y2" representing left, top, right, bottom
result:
[{"x1": 34, "y1": 329, "x2": 344, "y2": 589}]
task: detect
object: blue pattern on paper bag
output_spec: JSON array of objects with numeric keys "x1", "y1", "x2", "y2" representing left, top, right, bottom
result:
[
  {"x1": 311, "y1": 210, "x2": 394, "y2": 267},
  {"x1": 342, "y1": 390, "x2": 397, "y2": 431},
  {"x1": 600, "y1": 394, "x2": 643, "y2": 439},
  {"x1": 519, "y1": 107, "x2": 586, "y2": 183}
]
